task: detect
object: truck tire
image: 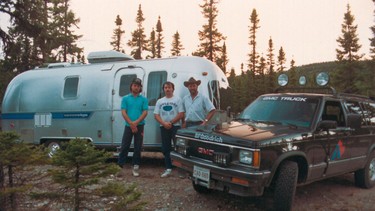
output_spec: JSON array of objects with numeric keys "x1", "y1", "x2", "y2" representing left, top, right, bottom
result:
[
  {"x1": 354, "y1": 151, "x2": 375, "y2": 189},
  {"x1": 45, "y1": 141, "x2": 61, "y2": 158},
  {"x1": 273, "y1": 161, "x2": 298, "y2": 211},
  {"x1": 192, "y1": 181, "x2": 212, "y2": 194}
]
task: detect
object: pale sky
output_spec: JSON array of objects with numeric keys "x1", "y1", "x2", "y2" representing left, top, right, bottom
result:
[{"x1": 1, "y1": 0, "x2": 374, "y2": 74}]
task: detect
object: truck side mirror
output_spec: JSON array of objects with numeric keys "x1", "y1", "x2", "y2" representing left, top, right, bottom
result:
[
  {"x1": 317, "y1": 120, "x2": 337, "y2": 131},
  {"x1": 347, "y1": 113, "x2": 362, "y2": 129}
]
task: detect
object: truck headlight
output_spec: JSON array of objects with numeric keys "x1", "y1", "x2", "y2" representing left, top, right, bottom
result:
[
  {"x1": 175, "y1": 138, "x2": 188, "y2": 156},
  {"x1": 239, "y1": 150, "x2": 253, "y2": 165}
]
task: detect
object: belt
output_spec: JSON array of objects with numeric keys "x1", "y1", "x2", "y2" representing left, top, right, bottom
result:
[{"x1": 186, "y1": 121, "x2": 202, "y2": 123}]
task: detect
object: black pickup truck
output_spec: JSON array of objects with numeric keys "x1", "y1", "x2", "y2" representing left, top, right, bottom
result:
[{"x1": 171, "y1": 73, "x2": 375, "y2": 210}]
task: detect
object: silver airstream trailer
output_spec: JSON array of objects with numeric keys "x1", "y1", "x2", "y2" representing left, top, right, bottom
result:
[{"x1": 1, "y1": 51, "x2": 229, "y2": 156}]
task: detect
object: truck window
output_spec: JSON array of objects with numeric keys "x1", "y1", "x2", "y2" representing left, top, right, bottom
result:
[
  {"x1": 361, "y1": 102, "x2": 375, "y2": 126},
  {"x1": 345, "y1": 101, "x2": 366, "y2": 126},
  {"x1": 63, "y1": 76, "x2": 79, "y2": 98},
  {"x1": 322, "y1": 101, "x2": 345, "y2": 126},
  {"x1": 147, "y1": 71, "x2": 167, "y2": 106},
  {"x1": 119, "y1": 74, "x2": 137, "y2": 96}
]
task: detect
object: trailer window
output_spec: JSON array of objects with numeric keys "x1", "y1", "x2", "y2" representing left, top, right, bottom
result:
[
  {"x1": 119, "y1": 74, "x2": 137, "y2": 96},
  {"x1": 147, "y1": 71, "x2": 167, "y2": 106},
  {"x1": 63, "y1": 77, "x2": 79, "y2": 98},
  {"x1": 208, "y1": 80, "x2": 220, "y2": 109}
]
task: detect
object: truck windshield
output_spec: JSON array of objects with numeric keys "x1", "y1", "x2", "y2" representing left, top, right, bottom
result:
[{"x1": 238, "y1": 96, "x2": 319, "y2": 128}]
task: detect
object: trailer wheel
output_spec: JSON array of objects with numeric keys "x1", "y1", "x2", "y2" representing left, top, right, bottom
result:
[
  {"x1": 45, "y1": 141, "x2": 61, "y2": 158},
  {"x1": 273, "y1": 160, "x2": 298, "y2": 211},
  {"x1": 192, "y1": 181, "x2": 212, "y2": 194},
  {"x1": 355, "y1": 151, "x2": 375, "y2": 189}
]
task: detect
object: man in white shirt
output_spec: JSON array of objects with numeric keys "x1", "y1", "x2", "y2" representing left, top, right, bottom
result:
[
  {"x1": 154, "y1": 81, "x2": 184, "y2": 178},
  {"x1": 182, "y1": 77, "x2": 216, "y2": 128}
]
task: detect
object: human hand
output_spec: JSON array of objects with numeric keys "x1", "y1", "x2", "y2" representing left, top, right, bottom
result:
[
  {"x1": 130, "y1": 122, "x2": 138, "y2": 133},
  {"x1": 163, "y1": 122, "x2": 172, "y2": 129}
]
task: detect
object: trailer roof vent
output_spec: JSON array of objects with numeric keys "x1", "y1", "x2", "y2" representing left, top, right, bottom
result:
[
  {"x1": 87, "y1": 51, "x2": 134, "y2": 64},
  {"x1": 47, "y1": 62, "x2": 71, "y2": 69}
]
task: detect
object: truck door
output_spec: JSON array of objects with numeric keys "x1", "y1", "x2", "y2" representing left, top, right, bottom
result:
[
  {"x1": 112, "y1": 68, "x2": 144, "y2": 146},
  {"x1": 313, "y1": 100, "x2": 352, "y2": 177}
]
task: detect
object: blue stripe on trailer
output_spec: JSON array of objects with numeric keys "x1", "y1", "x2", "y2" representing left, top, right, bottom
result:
[{"x1": 2, "y1": 112, "x2": 93, "y2": 120}]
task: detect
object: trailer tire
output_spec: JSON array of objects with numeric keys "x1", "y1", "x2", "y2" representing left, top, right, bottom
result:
[
  {"x1": 355, "y1": 151, "x2": 375, "y2": 189},
  {"x1": 45, "y1": 141, "x2": 62, "y2": 158},
  {"x1": 273, "y1": 160, "x2": 298, "y2": 211},
  {"x1": 192, "y1": 181, "x2": 212, "y2": 194}
]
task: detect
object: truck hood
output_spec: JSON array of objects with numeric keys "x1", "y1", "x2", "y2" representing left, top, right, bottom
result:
[{"x1": 177, "y1": 121, "x2": 311, "y2": 147}]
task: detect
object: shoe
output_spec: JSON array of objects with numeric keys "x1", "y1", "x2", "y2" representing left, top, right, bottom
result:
[
  {"x1": 132, "y1": 165, "x2": 140, "y2": 177},
  {"x1": 161, "y1": 169, "x2": 172, "y2": 178}
]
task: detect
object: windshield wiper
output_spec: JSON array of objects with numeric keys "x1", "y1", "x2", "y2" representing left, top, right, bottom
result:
[
  {"x1": 284, "y1": 122, "x2": 298, "y2": 129},
  {"x1": 235, "y1": 118, "x2": 251, "y2": 121},
  {"x1": 254, "y1": 120, "x2": 283, "y2": 125}
]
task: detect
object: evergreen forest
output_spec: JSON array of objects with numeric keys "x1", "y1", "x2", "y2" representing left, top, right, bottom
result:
[{"x1": 1, "y1": 0, "x2": 375, "y2": 114}]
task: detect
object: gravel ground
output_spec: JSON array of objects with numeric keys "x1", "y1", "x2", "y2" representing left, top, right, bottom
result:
[{"x1": 16, "y1": 152, "x2": 375, "y2": 210}]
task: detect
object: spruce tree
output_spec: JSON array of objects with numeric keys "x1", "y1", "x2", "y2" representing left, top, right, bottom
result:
[
  {"x1": 36, "y1": 139, "x2": 145, "y2": 210},
  {"x1": 1, "y1": 0, "x2": 82, "y2": 67},
  {"x1": 2, "y1": 0, "x2": 48, "y2": 70},
  {"x1": 335, "y1": 4, "x2": 363, "y2": 93},
  {"x1": 49, "y1": 0, "x2": 83, "y2": 62},
  {"x1": 257, "y1": 55, "x2": 266, "y2": 94},
  {"x1": 220, "y1": 67, "x2": 236, "y2": 112},
  {"x1": 246, "y1": 10, "x2": 260, "y2": 103},
  {"x1": 216, "y1": 41, "x2": 228, "y2": 74},
  {"x1": 156, "y1": 16, "x2": 164, "y2": 58},
  {"x1": 0, "y1": 132, "x2": 47, "y2": 211},
  {"x1": 277, "y1": 46, "x2": 286, "y2": 72},
  {"x1": 266, "y1": 37, "x2": 276, "y2": 92},
  {"x1": 110, "y1": 15, "x2": 125, "y2": 52},
  {"x1": 127, "y1": 4, "x2": 147, "y2": 59},
  {"x1": 147, "y1": 28, "x2": 157, "y2": 58},
  {"x1": 248, "y1": 9, "x2": 260, "y2": 74},
  {"x1": 170, "y1": 31, "x2": 184, "y2": 56},
  {"x1": 288, "y1": 59, "x2": 297, "y2": 86},
  {"x1": 193, "y1": 0, "x2": 226, "y2": 64},
  {"x1": 336, "y1": 4, "x2": 363, "y2": 62}
]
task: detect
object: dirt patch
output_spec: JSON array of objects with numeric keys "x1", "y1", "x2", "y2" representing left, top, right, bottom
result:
[{"x1": 17, "y1": 152, "x2": 375, "y2": 210}]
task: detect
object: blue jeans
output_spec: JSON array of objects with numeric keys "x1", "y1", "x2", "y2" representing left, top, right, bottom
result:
[
  {"x1": 118, "y1": 125, "x2": 144, "y2": 167},
  {"x1": 160, "y1": 125, "x2": 180, "y2": 169}
]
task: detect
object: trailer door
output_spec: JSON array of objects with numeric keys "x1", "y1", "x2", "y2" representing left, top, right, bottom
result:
[{"x1": 113, "y1": 68, "x2": 145, "y2": 146}]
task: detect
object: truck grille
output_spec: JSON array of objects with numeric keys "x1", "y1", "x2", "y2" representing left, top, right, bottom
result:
[{"x1": 188, "y1": 141, "x2": 231, "y2": 166}]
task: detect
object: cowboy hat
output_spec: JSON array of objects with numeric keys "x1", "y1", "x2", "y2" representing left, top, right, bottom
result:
[{"x1": 184, "y1": 77, "x2": 201, "y2": 87}]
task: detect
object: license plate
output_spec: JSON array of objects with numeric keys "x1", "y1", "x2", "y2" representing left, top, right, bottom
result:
[{"x1": 193, "y1": 166, "x2": 210, "y2": 182}]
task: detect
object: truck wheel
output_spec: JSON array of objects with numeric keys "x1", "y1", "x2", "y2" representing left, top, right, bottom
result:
[
  {"x1": 273, "y1": 161, "x2": 298, "y2": 211},
  {"x1": 46, "y1": 141, "x2": 61, "y2": 158},
  {"x1": 354, "y1": 151, "x2": 375, "y2": 189},
  {"x1": 192, "y1": 181, "x2": 212, "y2": 194}
]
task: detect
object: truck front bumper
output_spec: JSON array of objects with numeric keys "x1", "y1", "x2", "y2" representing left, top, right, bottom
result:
[{"x1": 171, "y1": 152, "x2": 271, "y2": 197}]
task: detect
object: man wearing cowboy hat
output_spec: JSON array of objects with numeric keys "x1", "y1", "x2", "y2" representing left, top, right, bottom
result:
[{"x1": 182, "y1": 77, "x2": 216, "y2": 128}]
